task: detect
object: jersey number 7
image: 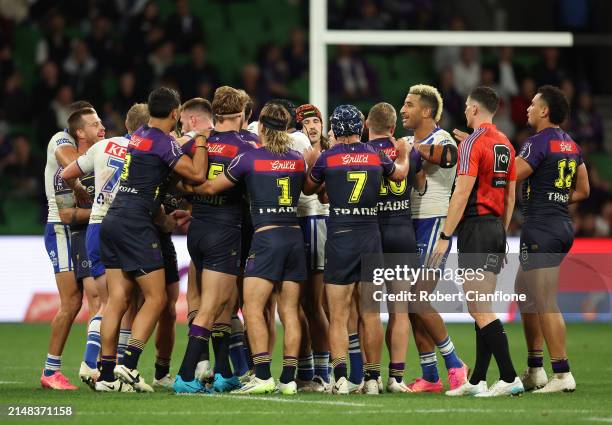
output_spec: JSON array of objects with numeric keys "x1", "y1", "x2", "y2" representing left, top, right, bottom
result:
[{"x1": 347, "y1": 171, "x2": 367, "y2": 203}]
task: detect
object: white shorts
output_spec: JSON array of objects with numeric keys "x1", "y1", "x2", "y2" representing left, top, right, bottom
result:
[
  {"x1": 44, "y1": 222, "x2": 73, "y2": 273},
  {"x1": 299, "y1": 215, "x2": 327, "y2": 272}
]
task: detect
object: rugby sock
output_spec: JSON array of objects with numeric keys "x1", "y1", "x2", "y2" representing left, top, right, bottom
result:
[
  {"x1": 297, "y1": 352, "x2": 315, "y2": 381},
  {"x1": 229, "y1": 316, "x2": 249, "y2": 376},
  {"x1": 123, "y1": 338, "x2": 145, "y2": 370},
  {"x1": 252, "y1": 352, "x2": 272, "y2": 380},
  {"x1": 551, "y1": 357, "x2": 570, "y2": 373},
  {"x1": 280, "y1": 356, "x2": 298, "y2": 384},
  {"x1": 178, "y1": 325, "x2": 211, "y2": 381},
  {"x1": 313, "y1": 351, "x2": 330, "y2": 381},
  {"x1": 155, "y1": 357, "x2": 171, "y2": 380},
  {"x1": 83, "y1": 315, "x2": 102, "y2": 369},
  {"x1": 348, "y1": 333, "x2": 364, "y2": 384},
  {"x1": 436, "y1": 336, "x2": 463, "y2": 369},
  {"x1": 117, "y1": 329, "x2": 131, "y2": 365},
  {"x1": 244, "y1": 331, "x2": 254, "y2": 372},
  {"x1": 469, "y1": 324, "x2": 492, "y2": 385},
  {"x1": 419, "y1": 352, "x2": 439, "y2": 383},
  {"x1": 100, "y1": 355, "x2": 116, "y2": 382},
  {"x1": 332, "y1": 356, "x2": 348, "y2": 381},
  {"x1": 479, "y1": 319, "x2": 517, "y2": 383},
  {"x1": 528, "y1": 349, "x2": 544, "y2": 368},
  {"x1": 44, "y1": 354, "x2": 61, "y2": 377},
  {"x1": 212, "y1": 323, "x2": 233, "y2": 378},
  {"x1": 389, "y1": 362, "x2": 405, "y2": 383},
  {"x1": 187, "y1": 310, "x2": 198, "y2": 327},
  {"x1": 364, "y1": 362, "x2": 381, "y2": 381}
]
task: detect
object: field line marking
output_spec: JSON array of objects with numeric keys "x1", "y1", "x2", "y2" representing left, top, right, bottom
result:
[
  {"x1": 585, "y1": 418, "x2": 612, "y2": 423},
  {"x1": 218, "y1": 394, "x2": 377, "y2": 407}
]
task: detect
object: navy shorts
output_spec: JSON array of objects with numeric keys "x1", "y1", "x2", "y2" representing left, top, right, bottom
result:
[
  {"x1": 188, "y1": 218, "x2": 242, "y2": 275},
  {"x1": 380, "y1": 217, "x2": 419, "y2": 269},
  {"x1": 324, "y1": 223, "x2": 383, "y2": 285},
  {"x1": 244, "y1": 227, "x2": 307, "y2": 282},
  {"x1": 159, "y1": 231, "x2": 179, "y2": 284},
  {"x1": 86, "y1": 223, "x2": 104, "y2": 278},
  {"x1": 520, "y1": 219, "x2": 574, "y2": 271},
  {"x1": 457, "y1": 216, "x2": 506, "y2": 275},
  {"x1": 100, "y1": 213, "x2": 164, "y2": 273},
  {"x1": 241, "y1": 218, "x2": 255, "y2": 269},
  {"x1": 71, "y1": 229, "x2": 91, "y2": 281}
]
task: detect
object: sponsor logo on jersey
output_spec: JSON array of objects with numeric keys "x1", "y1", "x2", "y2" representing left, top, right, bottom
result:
[
  {"x1": 129, "y1": 134, "x2": 153, "y2": 151},
  {"x1": 327, "y1": 153, "x2": 380, "y2": 167},
  {"x1": 381, "y1": 147, "x2": 397, "y2": 159},
  {"x1": 208, "y1": 143, "x2": 239, "y2": 158},
  {"x1": 493, "y1": 144, "x2": 511, "y2": 173},
  {"x1": 550, "y1": 140, "x2": 578, "y2": 154},
  {"x1": 254, "y1": 159, "x2": 305, "y2": 172},
  {"x1": 105, "y1": 142, "x2": 127, "y2": 158}
]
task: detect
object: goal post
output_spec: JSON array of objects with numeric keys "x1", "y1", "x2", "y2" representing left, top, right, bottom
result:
[{"x1": 309, "y1": 0, "x2": 574, "y2": 122}]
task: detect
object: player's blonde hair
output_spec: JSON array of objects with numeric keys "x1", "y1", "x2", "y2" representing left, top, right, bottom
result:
[
  {"x1": 408, "y1": 84, "x2": 443, "y2": 123},
  {"x1": 259, "y1": 103, "x2": 291, "y2": 154},
  {"x1": 125, "y1": 103, "x2": 150, "y2": 134}
]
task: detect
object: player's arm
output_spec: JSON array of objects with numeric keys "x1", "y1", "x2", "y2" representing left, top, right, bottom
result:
[
  {"x1": 503, "y1": 180, "x2": 516, "y2": 230},
  {"x1": 172, "y1": 135, "x2": 207, "y2": 183},
  {"x1": 55, "y1": 144, "x2": 80, "y2": 168},
  {"x1": 414, "y1": 169, "x2": 426, "y2": 194},
  {"x1": 303, "y1": 175, "x2": 322, "y2": 196},
  {"x1": 415, "y1": 142, "x2": 458, "y2": 168},
  {"x1": 387, "y1": 137, "x2": 410, "y2": 182},
  {"x1": 55, "y1": 190, "x2": 90, "y2": 225},
  {"x1": 191, "y1": 173, "x2": 235, "y2": 195},
  {"x1": 569, "y1": 163, "x2": 590, "y2": 203},
  {"x1": 515, "y1": 157, "x2": 534, "y2": 182},
  {"x1": 303, "y1": 150, "x2": 324, "y2": 195},
  {"x1": 61, "y1": 160, "x2": 85, "y2": 181}
]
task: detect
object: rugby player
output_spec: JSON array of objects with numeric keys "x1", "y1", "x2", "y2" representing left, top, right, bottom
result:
[
  {"x1": 56, "y1": 107, "x2": 105, "y2": 386},
  {"x1": 515, "y1": 85, "x2": 589, "y2": 393},
  {"x1": 41, "y1": 100, "x2": 97, "y2": 390},
  {"x1": 400, "y1": 85, "x2": 469, "y2": 393},
  {"x1": 295, "y1": 103, "x2": 332, "y2": 391},
  {"x1": 365, "y1": 102, "x2": 422, "y2": 393},
  {"x1": 303, "y1": 105, "x2": 410, "y2": 395},
  {"x1": 62, "y1": 103, "x2": 151, "y2": 387},
  {"x1": 431, "y1": 86, "x2": 523, "y2": 397},
  {"x1": 174, "y1": 86, "x2": 255, "y2": 394},
  {"x1": 97, "y1": 87, "x2": 207, "y2": 392},
  {"x1": 191, "y1": 102, "x2": 308, "y2": 395}
]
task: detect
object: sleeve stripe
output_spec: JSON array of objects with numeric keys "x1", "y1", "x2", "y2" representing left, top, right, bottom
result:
[{"x1": 458, "y1": 128, "x2": 485, "y2": 174}]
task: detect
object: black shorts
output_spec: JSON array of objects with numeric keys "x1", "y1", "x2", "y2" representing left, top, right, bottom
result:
[
  {"x1": 159, "y1": 231, "x2": 179, "y2": 284},
  {"x1": 240, "y1": 218, "x2": 255, "y2": 269},
  {"x1": 71, "y1": 229, "x2": 91, "y2": 281},
  {"x1": 520, "y1": 219, "x2": 574, "y2": 271},
  {"x1": 380, "y1": 217, "x2": 418, "y2": 269},
  {"x1": 100, "y1": 213, "x2": 164, "y2": 273},
  {"x1": 324, "y1": 223, "x2": 383, "y2": 285},
  {"x1": 188, "y1": 218, "x2": 241, "y2": 275},
  {"x1": 244, "y1": 227, "x2": 307, "y2": 282},
  {"x1": 457, "y1": 216, "x2": 506, "y2": 275}
]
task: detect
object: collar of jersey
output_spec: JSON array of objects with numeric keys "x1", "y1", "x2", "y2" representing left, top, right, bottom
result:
[{"x1": 421, "y1": 126, "x2": 442, "y2": 145}]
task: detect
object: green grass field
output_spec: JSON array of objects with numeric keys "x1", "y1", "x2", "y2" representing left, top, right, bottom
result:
[{"x1": 0, "y1": 323, "x2": 611, "y2": 425}]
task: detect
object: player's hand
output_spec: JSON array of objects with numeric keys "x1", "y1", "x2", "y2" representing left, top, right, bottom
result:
[
  {"x1": 160, "y1": 214, "x2": 177, "y2": 234},
  {"x1": 170, "y1": 209, "x2": 192, "y2": 233},
  {"x1": 452, "y1": 129, "x2": 469, "y2": 143},
  {"x1": 303, "y1": 147, "x2": 320, "y2": 169},
  {"x1": 428, "y1": 239, "x2": 449, "y2": 269},
  {"x1": 73, "y1": 184, "x2": 91, "y2": 206},
  {"x1": 391, "y1": 136, "x2": 413, "y2": 156}
]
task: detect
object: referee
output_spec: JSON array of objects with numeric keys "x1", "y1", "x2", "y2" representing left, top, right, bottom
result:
[{"x1": 430, "y1": 86, "x2": 524, "y2": 398}]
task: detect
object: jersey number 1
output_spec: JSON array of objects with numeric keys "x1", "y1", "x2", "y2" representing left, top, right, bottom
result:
[{"x1": 276, "y1": 177, "x2": 292, "y2": 206}]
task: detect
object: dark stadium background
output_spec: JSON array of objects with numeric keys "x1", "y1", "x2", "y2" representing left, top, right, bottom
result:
[{"x1": 0, "y1": 0, "x2": 611, "y2": 238}]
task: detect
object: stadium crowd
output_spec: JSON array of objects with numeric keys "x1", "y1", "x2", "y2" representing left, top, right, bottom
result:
[{"x1": 0, "y1": 0, "x2": 609, "y2": 236}]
